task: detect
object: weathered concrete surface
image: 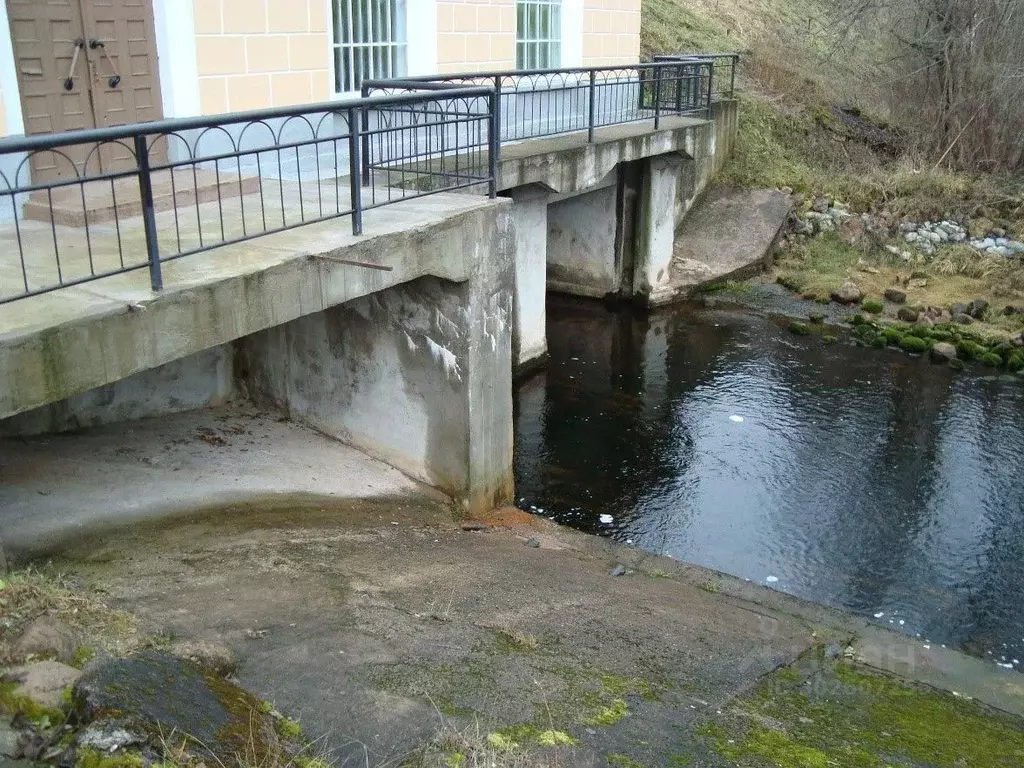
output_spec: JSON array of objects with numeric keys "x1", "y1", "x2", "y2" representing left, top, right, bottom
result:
[
  {"x1": 507, "y1": 186, "x2": 549, "y2": 371},
  {"x1": 654, "y1": 186, "x2": 793, "y2": 305},
  {"x1": 0, "y1": 403, "x2": 438, "y2": 559},
  {"x1": 546, "y1": 179, "x2": 619, "y2": 298},
  {"x1": 32, "y1": 494, "x2": 1024, "y2": 766},
  {"x1": 0, "y1": 345, "x2": 233, "y2": 436},
  {"x1": 634, "y1": 154, "x2": 685, "y2": 301},
  {"x1": 45, "y1": 501, "x2": 814, "y2": 767},
  {"x1": 238, "y1": 270, "x2": 515, "y2": 513},
  {"x1": 0, "y1": 190, "x2": 507, "y2": 422}
]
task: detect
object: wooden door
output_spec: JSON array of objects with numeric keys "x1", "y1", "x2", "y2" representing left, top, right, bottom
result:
[
  {"x1": 79, "y1": 0, "x2": 164, "y2": 171},
  {"x1": 5, "y1": 0, "x2": 164, "y2": 184},
  {"x1": 6, "y1": 0, "x2": 96, "y2": 181}
]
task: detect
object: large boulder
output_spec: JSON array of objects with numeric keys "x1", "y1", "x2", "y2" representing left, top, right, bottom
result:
[
  {"x1": 14, "y1": 616, "x2": 80, "y2": 665},
  {"x1": 931, "y1": 342, "x2": 958, "y2": 363},
  {"x1": 883, "y1": 288, "x2": 907, "y2": 304},
  {"x1": 831, "y1": 281, "x2": 862, "y2": 304},
  {"x1": 72, "y1": 651, "x2": 284, "y2": 762}
]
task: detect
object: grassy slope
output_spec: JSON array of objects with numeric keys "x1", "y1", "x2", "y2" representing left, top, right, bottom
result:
[{"x1": 642, "y1": 0, "x2": 1024, "y2": 311}]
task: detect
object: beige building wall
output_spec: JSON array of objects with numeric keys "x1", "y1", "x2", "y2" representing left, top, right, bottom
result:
[
  {"x1": 192, "y1": 0, "x2": 332, "y2": 116},
  {"x1": 582, "y1": 0, "x2": 641, "y2": 67},
  {"x1": 437, "y1": 0, "x2": 516, "y2": 73}
]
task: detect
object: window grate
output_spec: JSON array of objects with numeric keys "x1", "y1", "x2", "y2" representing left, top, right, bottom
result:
[
  {"x1": 332, "y1": 0, "x2": 408, "y2": 94},
  {"x1": 516, "y1": 0, "x2": 561, "y2": 70}
]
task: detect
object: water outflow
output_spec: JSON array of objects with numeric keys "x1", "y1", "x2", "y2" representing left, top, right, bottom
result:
[{"x1": 514, "y1": 297, "x2": 1024, "y2": 666}]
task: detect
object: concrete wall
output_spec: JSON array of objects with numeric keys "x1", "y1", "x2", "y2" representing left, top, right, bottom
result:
[
  {"x1": 0, "y1": 345, "x2": 233, "y2": 437},
  {"x1": 236, "y1": 217, "x2": 515, "y2": 513},
  {"x1": 508, "y1": 186, "x2": 549, "y2": 369},
  {"x1": 546, "y1": 183, "x2": 619, "y2": 297}
]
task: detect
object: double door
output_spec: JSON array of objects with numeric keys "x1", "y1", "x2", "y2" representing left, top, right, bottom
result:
[{"x1": 7, "y1": 0, "x2": 164, "y2": 183}]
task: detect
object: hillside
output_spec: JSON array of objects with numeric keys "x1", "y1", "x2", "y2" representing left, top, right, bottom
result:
[{"x1": 641, "y1": 0, "x2": 1024, "y2": 233}]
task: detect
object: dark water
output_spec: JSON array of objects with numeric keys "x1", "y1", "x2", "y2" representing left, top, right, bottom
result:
[{"x1": 514, "y1": 296, "x2": 1024, "y2": 666}]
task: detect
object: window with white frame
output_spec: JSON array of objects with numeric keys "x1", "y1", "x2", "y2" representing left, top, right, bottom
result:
[
  {"x1": 332, "y1": 0, "x2": 408, "y2": 94},
  {"x1": 516, "y1": 0, "x2": 561, "y2": 70}
]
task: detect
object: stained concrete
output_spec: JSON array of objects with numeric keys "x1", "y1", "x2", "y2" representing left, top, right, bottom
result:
[
  {"x1": 507, "y1": 186, "x2": 549, "y2": 370},
  {"x1": 654, "y1": 186, "x2": 793, "y2": 305},
  {"x1": 0, "y1": 403, "x2": 437, "y2": 559},
  {"x1": 0, "y1": 190, "x2": 507, "y2": 421},
  {"x1": 546, "y1": 183, "x2": 620, "y2": 298}
]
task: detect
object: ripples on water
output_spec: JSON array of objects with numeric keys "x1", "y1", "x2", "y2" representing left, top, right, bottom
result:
[{"x1": 514, "y1": 297, "x2": 1024, "y2": 665}]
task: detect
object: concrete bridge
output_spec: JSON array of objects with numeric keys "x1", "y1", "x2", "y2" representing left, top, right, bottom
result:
[{"x1": 0, "y1": 58, "x2": 740, "y2": 526}]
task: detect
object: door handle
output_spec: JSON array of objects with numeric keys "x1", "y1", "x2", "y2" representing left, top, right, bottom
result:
[
  {"x1": 88, "y1": 38, "x2": 121, "y2": 88},
  {"x1": 63, "y1": 38, "x2": 85, "y2": 91}
]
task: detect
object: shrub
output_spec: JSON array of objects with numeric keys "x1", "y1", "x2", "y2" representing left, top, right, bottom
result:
[
  {"x1": 788, "y1": 321, "x2": 810, "y2": 335},
  {"x1": 881, "y1": 328, "x2": 904, "y2": 346},
  {"x1": 861, "y1": 300, "x2": 884, "y2": 314},
  {"x1": 809, "y1": 311, "x2": 825, "y2": 324},
  {"x1": 823, "y1": 334, "x2": 838, "y2": 344},
  {"x1": 980, "y1": 353, "x2": 1004, "y2": 368},
  {"x1": 956, "y1": 340, "x2": 988, "y2": 360},
  {"x1": 1008, "y1": 352, "x2": 1024, "y2": 372}
]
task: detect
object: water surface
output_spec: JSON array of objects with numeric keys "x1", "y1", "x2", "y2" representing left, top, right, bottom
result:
[{"x1": 514, "y1": 297, "x2": 1024, "y2": 665}]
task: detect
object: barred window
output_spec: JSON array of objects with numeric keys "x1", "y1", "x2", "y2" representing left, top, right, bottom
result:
[
  {"x1": 516, "y1": 0, "x2": 561, "y2": 70},
  {"x1": 332, "y1": 0, "x2": 408, "y2": 94}
]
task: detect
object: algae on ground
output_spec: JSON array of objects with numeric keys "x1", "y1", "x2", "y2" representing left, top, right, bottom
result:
[{"x1": 696, "y1": 648, "x2": 1024, "y2": 767}]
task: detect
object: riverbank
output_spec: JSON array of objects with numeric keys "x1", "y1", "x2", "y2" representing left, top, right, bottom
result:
[{"x1": 4, "y1": 496, "x2": 1024, "y2": 767}]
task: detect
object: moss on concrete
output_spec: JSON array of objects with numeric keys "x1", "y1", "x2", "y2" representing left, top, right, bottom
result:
[{"x1": 695, "y1": 648, "x2": 1024, "y2": 767}]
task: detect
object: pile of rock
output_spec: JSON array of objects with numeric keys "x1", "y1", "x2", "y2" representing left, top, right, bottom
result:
[
  {"x1": 900, "y1": 220, "x2": 967, "y2": 256},
  {"x1": 785, "y1": 193, "x2": 1024, "y2": 261}
]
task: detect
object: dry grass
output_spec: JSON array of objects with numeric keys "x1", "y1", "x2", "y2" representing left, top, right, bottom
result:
[
  {"x1": 0, "y1": 567, "x2": 148, "y2": 663},
  {"x1": 775, "y1": 234, "x2": 1024, "y2": 334}
]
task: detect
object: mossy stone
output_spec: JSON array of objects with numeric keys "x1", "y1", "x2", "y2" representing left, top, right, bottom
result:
[
  {"x1": 880, "y1": 328, "x2": 904, "y2": 346},
  {"x1": 900, "y1": 336, "x2": 929, "y2": 354},
  {"x1": 980, "y1": 352, "x2": 1004, "y2": 368},
  {"x1": 808, "y1": 311, "x2": 825, "y2": 324},
  {"x1": 1007, "y1": 352, "x2": 1024, "y2": 372},
  {"x1": 861, "y1": 300, "x2": 883, "y2": 314},
  {"x1": 823, "y1": 335, "x2": 838, "y2": 344},
  {"x1": 788, "y1": 321, "x2": 810, "y2": 335}
]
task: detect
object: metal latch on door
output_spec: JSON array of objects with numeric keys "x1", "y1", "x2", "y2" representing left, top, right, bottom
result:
[
  {"x1": 63, "y1": 38, "x2": 85, "y2": 91},
  {"x1": 88, "y1": 39, "x2": 121, "y2": 89}
]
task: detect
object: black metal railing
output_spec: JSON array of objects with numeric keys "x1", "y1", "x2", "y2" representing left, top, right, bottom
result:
[
  {"x1": 0, "y1": 87, "x2": 496, "y2": 304},
  {"x1": 654, "y1": 53, "x2": 739, "y2": 103},
  {"x1": 362, "y1": 59, "x2": 719, "y2": 146}
]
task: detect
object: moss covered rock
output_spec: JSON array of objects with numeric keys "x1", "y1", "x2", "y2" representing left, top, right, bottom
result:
[
  {"x1": 980, "y1": 353, "x2": 1004, "y2": 368},
  {"x1": 900, "y1": 336, "x2": 929, "y2": 354},
  {"x1": 861, "y1": 300, "x2": 883, "y2": 314},
  {"x1": 788, "y1": 321, "x2": 811, "y2": 336},
  {"x1": 72, "y1": 651, "x2": 291, "y2": 763}
]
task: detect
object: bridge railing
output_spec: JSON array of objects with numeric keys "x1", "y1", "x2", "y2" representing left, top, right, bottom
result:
[
  {"x1": 0, "y1": 86, "x2": 497, "y2": 305},
  {"x1": 653, "y1": 53, "x2": 740, "y2": 103},
  {"x1": 362, "y1": 59, "x2": 720, "y2": 146}
]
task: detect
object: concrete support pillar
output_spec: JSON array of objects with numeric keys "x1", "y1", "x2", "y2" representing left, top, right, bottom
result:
[
  {"x1": 634, "y1": 154, "x2": 684, "y2": 303},
  {"x1": 509, "y1": 187, "x2": 549, "y2": 372},
  {"x1": 238, "y1": 216, "x2": 516, "y2": 515},
  {"x1": 546, "y1": 182, "x2": 620, "y2": 298}
]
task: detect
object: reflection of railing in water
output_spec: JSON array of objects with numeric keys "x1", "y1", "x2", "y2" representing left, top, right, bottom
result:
[{"x1": 0, "y1": 87, "x2": 497, "y2": 304}]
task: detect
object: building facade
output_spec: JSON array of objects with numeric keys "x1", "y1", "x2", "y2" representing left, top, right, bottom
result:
[{"x1": 0, "y1": 0, "x2": 641, "y2": 144}]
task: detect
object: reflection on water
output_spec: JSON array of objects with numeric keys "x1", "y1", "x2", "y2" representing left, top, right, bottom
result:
[{"x1": 514, "y1": 297, "x2": 1024, "y2": 664}]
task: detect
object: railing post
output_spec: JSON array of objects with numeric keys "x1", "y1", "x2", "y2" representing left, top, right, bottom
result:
[
  {"x1": 349, "y1": 106, "x2": 363, "y2": 235},
  {"x1": 133, "y1": 133, "x2": 162, "y2": 292},
  {"x1": 730, "y1": 54, "x2": 738, "y2": 99},
  {"x1": 705, "y1": 61, "x2": 715, "y2": 117},
  {"x1": 493, "y1": 75, "x2": 503, "y2": 145},
  {"x1": 587, "y1": 69, "x2": 596, "y2": 142},
  {"x1": 653, "y1": 66, "x2": 662, "y2": 130},
  {"x1": 488, "y1": 90, "x2": 499, "y2": 198},
  {"x1": 360, "y1": 83, "x2": 370, "y2": 186}
]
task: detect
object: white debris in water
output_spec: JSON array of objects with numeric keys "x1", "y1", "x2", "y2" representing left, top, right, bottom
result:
[
  {"x1": 899, "y1": 620, "x2": 905, "y2": 625},
  {"x1": 923, "y1": 645, "x2": 931, "y2": 649},
  {"x1": 874, "y1": 612, "x2": 885, "y2": 618},
  {"x1": 998, "y1": 663, "x2": 1014, "y2": 669},
  {"x1": 626, "y1": 539, "x2": 634, "y2": 544},
  {"x1": 765, "y1": 575, "x2": 779, "y2": 583},
  {"x1": 729, "y1": 415, "x2": 745, "y2": 423},
  {"x1": 599, "y1": 514, "x2": 614, "y2": 524}
]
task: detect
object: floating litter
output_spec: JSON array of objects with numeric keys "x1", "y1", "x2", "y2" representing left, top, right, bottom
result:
[
  {"x1": 765, "y1": 575, "x2": 779, "y2": 583},
  {"x1": 729, "y1": 415, "x2": 745, "y2": 423},
  {"x1": 899, "y1": 620, "x2": 905, "y2": 625},
  {"x1": 874, "y1": 612, "x2": 885, "y2": 618},
  {"x1": 599, "y1": 514, "x2": 614, "y2": 524},
  {"x1": 923, "y1": 645, "x2": 931, "y2": 649}
]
